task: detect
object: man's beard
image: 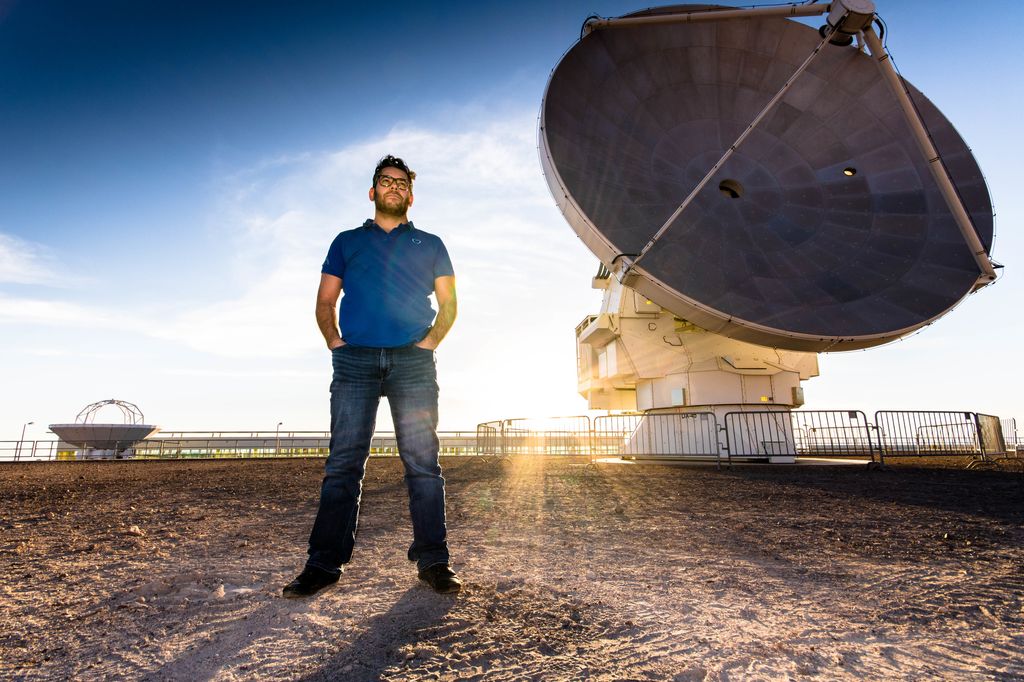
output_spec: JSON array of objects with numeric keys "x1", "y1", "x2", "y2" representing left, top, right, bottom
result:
[{"x1": 374, "y1": 190, "x2": 410, "y2": 218}]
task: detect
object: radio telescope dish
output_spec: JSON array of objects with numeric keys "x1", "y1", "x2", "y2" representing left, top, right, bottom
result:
[{"x1": 540, "y1": 4, "x2": 995, "y2": 351}]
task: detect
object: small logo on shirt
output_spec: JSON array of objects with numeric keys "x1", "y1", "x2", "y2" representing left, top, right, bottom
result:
[{"x1": 411, "y1": 238, "x2": 422, "y2": 245}]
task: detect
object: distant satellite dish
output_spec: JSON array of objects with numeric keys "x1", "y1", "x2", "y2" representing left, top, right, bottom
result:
[
  {"x1": 48, "y1": 423, "x2": 160, "y2": 451},
  {"x1": 540, "y1": 4, "x2": 994, "y2": 351},
  {"x1": 49, "y1": 399, "x2": 159, "y2": 455}
]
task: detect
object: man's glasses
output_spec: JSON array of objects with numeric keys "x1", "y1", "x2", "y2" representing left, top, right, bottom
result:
[{"x1": 377, "y1": 175, "x2": 411, "y2": 191}]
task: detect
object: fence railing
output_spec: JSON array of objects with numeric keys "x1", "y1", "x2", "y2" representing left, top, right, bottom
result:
[
  {"x1": 476, "y1": 410, "x2": 1020, "y2": 466},
  {"x1": 475, "y1": 421, "x2": 503, "y2": 458},
  {"x1": 593, "y1": 412, "x2": 721, "y2": 460},
  {"x1": 474, "y1": 417, "x2": 593, "y2": 458},
  {"x1": 0, "y1": 441, "x2": 61, "y2": 462},
  {"x1": 1000, "y1": 417, "x2": 1019, "y2": 448},
  {"x1": 504, "y1": 417, "x2": 592, "y2": 456},
  {"x1": 722, "y1": 410, "x2": 875, "y2": 461},
  {"x1": 872, "y1": 411, "x2": 1009, "y2": 461},
  {"x1": 0, "y1": 431, "x2": 480, "y2": 462},
  {"x1": 977, "y1": 414, "x2": 1007, "y2": 457}
]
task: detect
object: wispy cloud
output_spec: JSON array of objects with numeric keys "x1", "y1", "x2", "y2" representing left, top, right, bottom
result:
[
  {"x1": 0, "y1": 293, "x2": 121, "y2": 326},
  {"x1": 0, "y1": 232, "x2": 63, "y2": 285}
]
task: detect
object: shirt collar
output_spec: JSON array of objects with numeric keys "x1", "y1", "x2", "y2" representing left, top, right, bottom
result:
[{"x1": 363, "y1": 219, "x2": 414, "y2": 235}]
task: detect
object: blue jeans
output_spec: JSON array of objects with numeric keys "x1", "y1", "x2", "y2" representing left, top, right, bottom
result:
[{"x1": 306, "y1": 343, "x2": 450, "y2": 574}]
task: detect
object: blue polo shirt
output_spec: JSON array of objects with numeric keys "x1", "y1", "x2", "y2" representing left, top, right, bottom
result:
[{"x1": 321, "y1": 220, "x2": 454, "y2": 347}]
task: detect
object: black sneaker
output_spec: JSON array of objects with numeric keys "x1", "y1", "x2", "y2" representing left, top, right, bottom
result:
[
  {"x1": 282, "y1": 566, "x2": 340, "y2": 599},
  {"x1": 418, "y1": 563, "x2": 462, "y2": 594}
]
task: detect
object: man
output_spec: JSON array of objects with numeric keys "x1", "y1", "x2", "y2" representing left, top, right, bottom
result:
[{"x1": 283, "y1": 154, "x2": 461, "y2": 597}]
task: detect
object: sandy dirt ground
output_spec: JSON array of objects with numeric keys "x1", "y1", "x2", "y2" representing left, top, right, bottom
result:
[{"x1": 1, "y1": 455, "x2": 1022, "y2": 681}]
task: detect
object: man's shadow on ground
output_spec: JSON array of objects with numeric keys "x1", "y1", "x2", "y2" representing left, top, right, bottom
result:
[{"x1": 301, "y1": 585, "x2": 458, "y2": 682}]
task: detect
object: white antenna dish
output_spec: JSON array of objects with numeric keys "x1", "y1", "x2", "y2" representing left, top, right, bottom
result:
[{"x1": 49, "y1": 399, "x2": 159, "y2": 458}]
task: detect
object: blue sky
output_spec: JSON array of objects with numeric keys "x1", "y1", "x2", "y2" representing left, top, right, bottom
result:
[{"x1": 2, "y1": 0, "x2": 1022, "y2": 441}]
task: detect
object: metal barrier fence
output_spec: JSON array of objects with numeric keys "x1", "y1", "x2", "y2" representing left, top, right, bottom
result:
[
  {"x1": 873, "y1": 411, "x2": 991, "y2": 460},
  {"x1": 475, "y1": 421, "x2": 503, "y2": 457},
  {"x1": 724, "y1": 411, "x2": 795, "y2": 459},
  {"x1": 1000, "y1": 418, "x2": 1018, "y2": 448},
  {"x1": 722, "y1": 410, "x2": 875, "y2": 462},
  {"x1": 497, "y1": 417, "x2": 592, "y2": 456},
  {"x1": 976, "y1": 414, "x2": 1007, "y2": 457},
  {"x1": 473, "y1": 417, "x2": 594, "y2": 458},
  {"x1": 791, "y1": 410, "x2": 875, "y2": 458},
  {"x1": 593, "y1": 412, "x2": 721, "y2": 460}
]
